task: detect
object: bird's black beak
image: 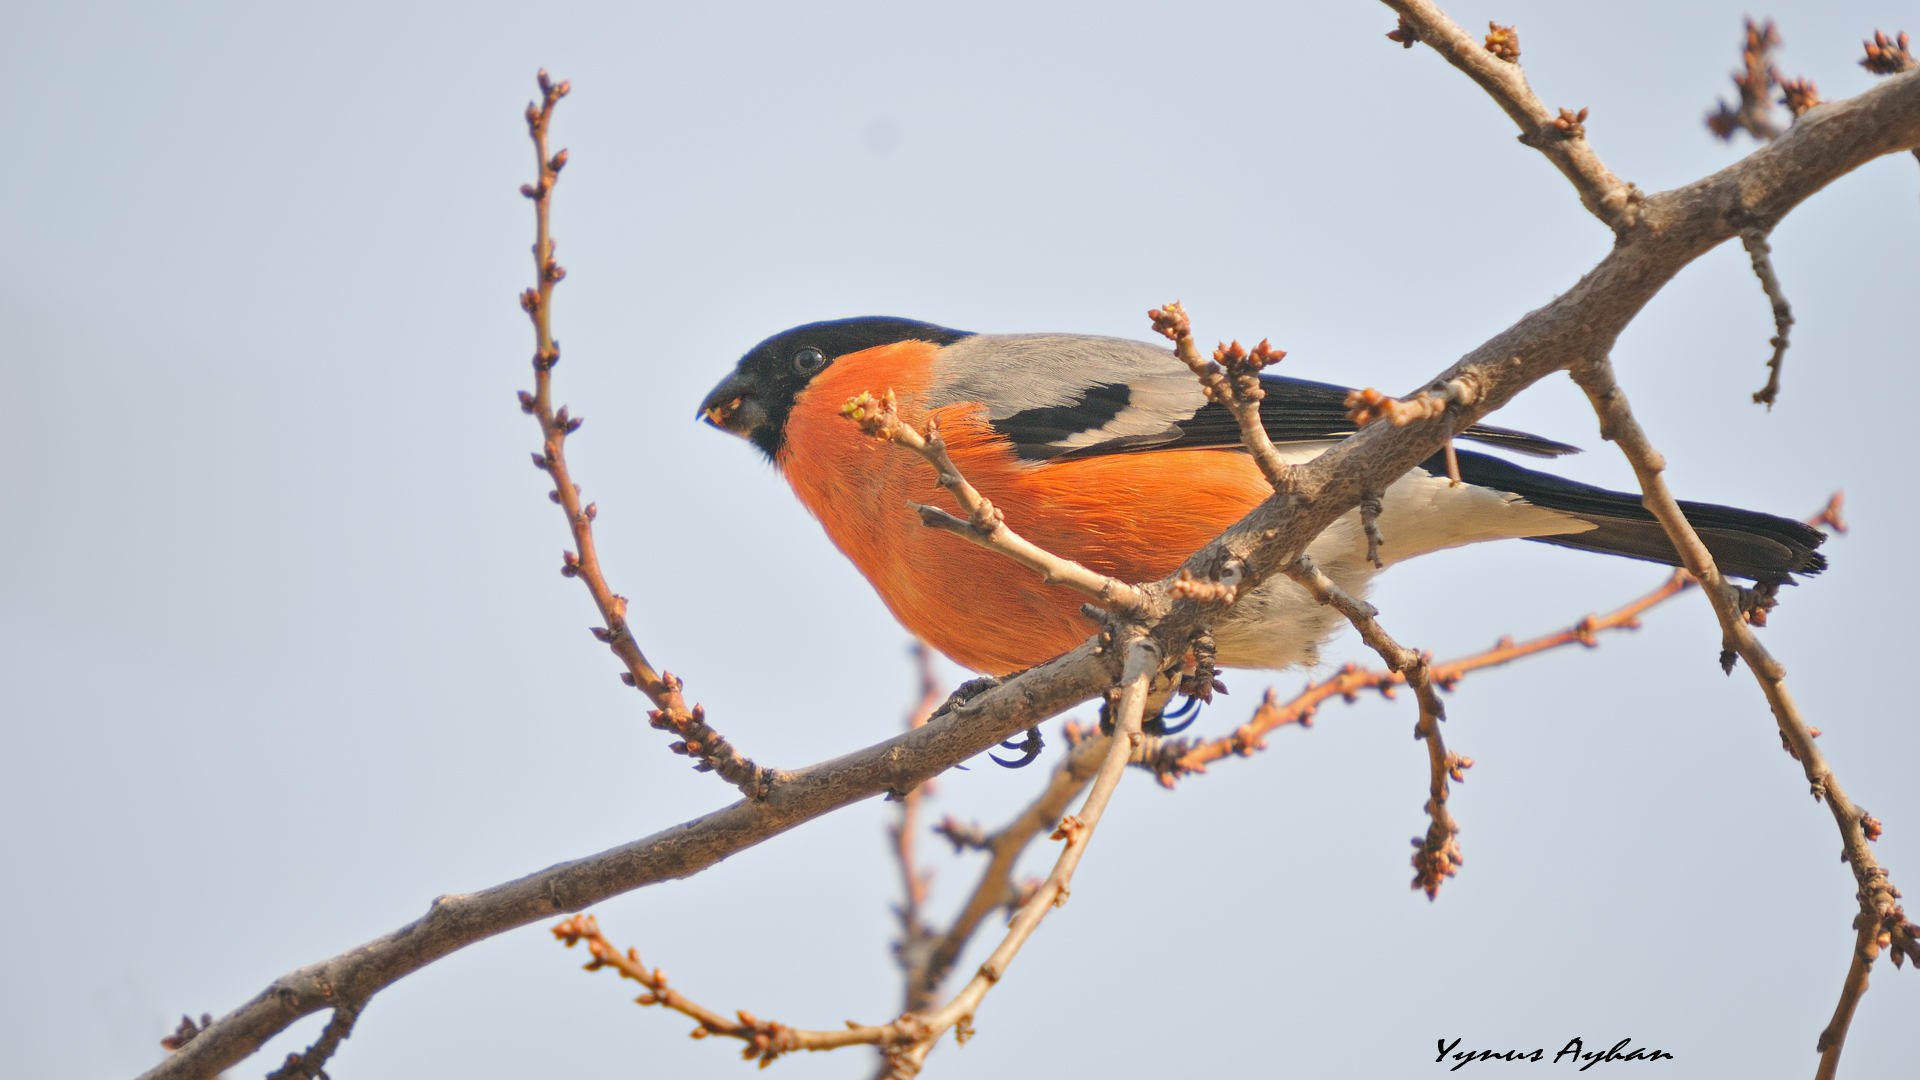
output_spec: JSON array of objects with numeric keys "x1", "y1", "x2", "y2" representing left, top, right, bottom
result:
[{"x1": 697, "y1": 367, "x2": 767, "y2": 438}]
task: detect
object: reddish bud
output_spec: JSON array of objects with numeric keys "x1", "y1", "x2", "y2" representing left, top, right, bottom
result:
[{"x1": 1484, "y1": 22, "x2": 1520, "y2": 62}]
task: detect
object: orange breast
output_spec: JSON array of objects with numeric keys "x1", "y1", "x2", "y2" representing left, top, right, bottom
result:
[{"x1": 778, "y1": 342, "x2": 1272, "y2": 674}]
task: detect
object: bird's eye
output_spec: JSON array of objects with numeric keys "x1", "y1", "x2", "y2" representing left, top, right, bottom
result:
[{"x1": 791, "y1": 347, "x2": 826, "y2": 375}]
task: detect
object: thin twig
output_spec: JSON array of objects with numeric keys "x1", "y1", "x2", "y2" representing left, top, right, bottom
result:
[
  {"x1": 1283, "y1": 555, "x2": 1461, "y2": 897},
  {"x1": 841, "y1": 390, "x2": 1148, "y2": 614},
  {"x1": 911, "y1": 721, "x2": 1107, "y2": 1011},
  {"x1": 515, "y1": 72, "x2": 774, "y2": 799},
  {"x1": 554, "y1": 915, "x2": 912, "y2": 1065},
  {"x1": 1570, "y1": 356, "x2": 1917, "y2": 1072},
  {"x1": 884, "y1": 640, "x2": 1159, "y2": 1077},
  {"x1": 1148, "y1": 302, "x2": 1297, "y2": 492},
  {"x1": 1742, "y1": 228, "x2": 1795, "y2": 408},
  {"x1": 890, "y1": 643, "x2": 946, "y2": 1014},
  {"x1": 1707, "y1": 19, "x2": 1786, "y2": 142},
  {"x1": 1379, "y1": 0, "x2": 1641, "y2": 232},
  {"x1": 1139, "y1": 568, "x2": 1692, "y2": 784},
  {"x1": 556, "y1": 642, "x2": 1159, "y2": 1078}
]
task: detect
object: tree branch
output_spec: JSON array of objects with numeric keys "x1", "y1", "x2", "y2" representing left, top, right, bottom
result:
[
  {"x1": 1742, "y1": 227, "x2": 1795, "y2": 408},
  {"x1": 515, "y1": 72, "x2": 773, "y2": 798},
  {"x1": 883, "y1": 639, "x2": 1159, "y2": 1077},
  {"x1": 912, "y1": 720, "x2": 1107, "y2": 1012},
  {"x1": 554, "y1": 641, "x2": 1159, "y2": 1078},
  {"x1": 890, "y1": 643, "x2": 945, "y2": 1014},
  {"x1": 1379, "y1": 0, "x2": 1641, "y2": 231},
  {"x1": 1149, "y1": 302, "x2": 1297, "y2": 492},
  {"x1": 1571, "y1": 357, "x2": 1918, "y2": 1073}
]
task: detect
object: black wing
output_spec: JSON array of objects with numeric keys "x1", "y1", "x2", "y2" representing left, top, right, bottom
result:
[{"x1": 999, "y1": 375, "x2": 1579, "y2": 462}]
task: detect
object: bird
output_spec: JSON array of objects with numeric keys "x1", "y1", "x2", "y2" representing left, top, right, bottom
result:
[{"x1": 697, "y1": 316, "x2": 1825, "y2": 678}]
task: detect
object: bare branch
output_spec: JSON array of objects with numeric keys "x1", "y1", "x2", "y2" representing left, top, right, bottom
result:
[
  {"x1": 841, "y1": 390, "x2": 1148, "y2": 614},
  {"x1": 886, "y1": 639, "x2": 1159, "y2": 1077},
  {"x1": 1284, "y1": 555, "x2": 1461, "y2": 897},
  {"x1": 137, "y1": 636, "x2": 1116, "y2": 1080},
  {"x1": 556, "y1": 644, "x2": 1159, "y2": 1078},
  {"x1": 1379, "y1": 0, "x2": 1641, "y2": 230},
  {"x1": 1742, "y1": 228, "x2": 1796, "y2": 408},
  {"x1": 912, "y1": 720, "x2": 1107, "y2": 1010},
  {"x1": 515, "y1": 72, "x2": 773, "y2": 799},
  {"x1": 1570, "y1": 356, "x2": 1919, "y2": 1070},
  {"x1": 555, "y1": 915, "x2": 917, "y2": 1065},
  {"x1": 890, "y1": 643, "x2": 945, "y2": 1014},
  {"x1": 1149, "y1": 302, "x2": 1298, "y2": 492}
]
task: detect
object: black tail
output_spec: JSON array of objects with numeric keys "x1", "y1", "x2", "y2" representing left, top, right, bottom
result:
[{"x1": 1429, "y1": 449, "x2": 1828, "y2": 580}]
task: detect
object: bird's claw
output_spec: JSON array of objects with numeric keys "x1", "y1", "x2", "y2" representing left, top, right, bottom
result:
[{"x1": 989, "y1": 726, "x2": 1044, "y2": 768}]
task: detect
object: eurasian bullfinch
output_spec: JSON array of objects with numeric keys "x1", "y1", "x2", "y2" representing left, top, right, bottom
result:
[{"x1": 698, "y1": 317, "x2": 1824, "y2": 676}]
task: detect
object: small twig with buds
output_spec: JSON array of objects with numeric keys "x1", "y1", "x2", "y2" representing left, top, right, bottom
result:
[
  {"x1": 1378, "y1": 1, "x2": 1641, "y2": 232},
  {"x1": 884, "y1": 639, "x2": 1159, "y2": 1078},
  {"x1": 1708, "y1": 19, "x2": 1787, "y2": 142},
  {"x1": 1282, "y1": 554, "x2": 1461, "y2": 897},
  {"x1": 1741, "y1": 228, "x2": 1795, "y2": 408},
  {"x1": 1148, "y1": 302, "x2": 1296, "y2": 492},
  {"x1": 909, "y1": 720, "x2": 1109, "y2": 1020},
  {"x1": 1138, "y1": 566, "x2": 1694, "y2": 786},
  {"x1": 1570, "y1": 356, "x2": 1916, "y2": 1074},
  {"x1": 889, "y1": 643, "x2": 946, "y2": 1014},
  {"x1": 841, "y1": 390, "x2": 1147, "y2": 614},
  {"x1": 515, "y1": 72, "x2": 773, "y2": 799},
  {"x1": 554, "y1": 915, "x2": 914, "y2": 1066},
  {"x1": 560, "y1": 642, "x2": 1159, "y2": 1079}
]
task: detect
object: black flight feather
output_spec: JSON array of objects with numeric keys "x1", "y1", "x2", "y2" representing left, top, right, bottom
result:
[{"x1": 1431, "y1": 448, "x2": 1826, "y2": 580}]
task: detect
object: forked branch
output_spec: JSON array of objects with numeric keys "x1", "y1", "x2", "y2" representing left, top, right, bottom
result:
[
  {"x1": 1148, "y1": 301, "x2": 1297, "y2": 492},
  {"x1": 557, "y1": 641, "x2": 1161, "y2": 1078},
  {"x1": 1379, "y1": 0, "x2": 1641, "y2": 230}
]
